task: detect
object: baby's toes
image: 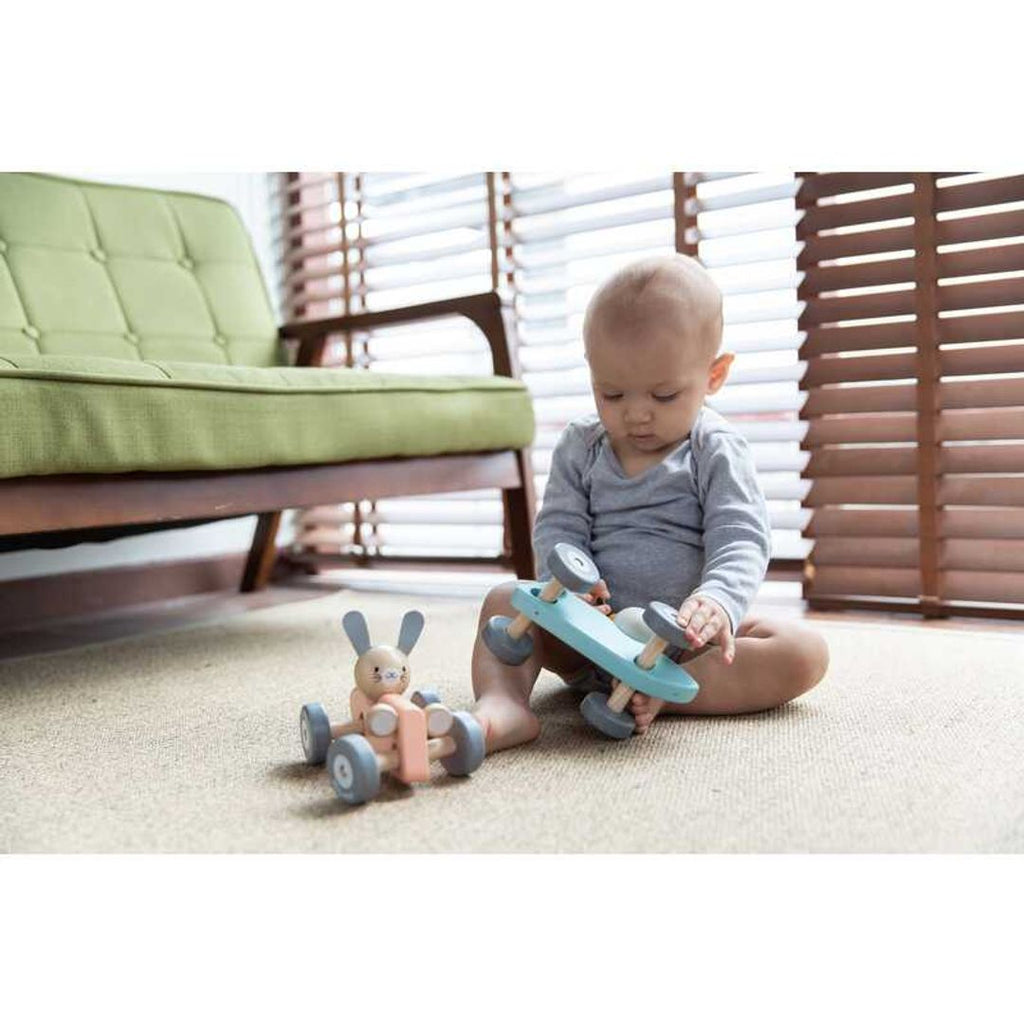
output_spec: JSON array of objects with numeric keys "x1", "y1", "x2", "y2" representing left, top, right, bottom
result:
[{"x1": 633, "y1": 712, "x2": 654, "y2": 734}]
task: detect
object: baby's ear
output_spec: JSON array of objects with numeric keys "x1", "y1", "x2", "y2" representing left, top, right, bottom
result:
[{"x1": 706, "y1": 352, "x2": 735, "y2": 395}]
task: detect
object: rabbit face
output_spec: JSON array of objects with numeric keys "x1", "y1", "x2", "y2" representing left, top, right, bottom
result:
[
  {"x1": 342, "y1": 610, "x2": 423, "y2": 699},
  {"x1": 353, "y1": 646, "x2": 411, "y2": 700}
]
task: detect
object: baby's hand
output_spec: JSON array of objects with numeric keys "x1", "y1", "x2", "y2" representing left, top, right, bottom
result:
[
  {"x1": 579, "y1": 578, "x2": 612, "y2": 616},
  {"x1": 676, "y1": 594, "x2": 735, "y2": 664}
]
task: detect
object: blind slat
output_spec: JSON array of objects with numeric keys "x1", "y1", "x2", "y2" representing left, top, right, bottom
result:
[
  {"x1": 934, "y1": 174, "x2": 1024, "y2": 213},
  {"x1": 800, "y1": 320, "x2": 918, "y2": 357},
  {"x1": 800, "y1": 193, "x2": 915, "y2": 234},
  {"x1": 803, "y1": 352, "x2": 916, "y2": 387},
  {"x1": 798, "y1": 173, "x2": 915, "y2": 202}
]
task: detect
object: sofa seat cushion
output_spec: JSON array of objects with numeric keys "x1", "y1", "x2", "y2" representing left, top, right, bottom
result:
[{"x1": 0, "y1": 354, "x2": 535, "y2": 478}]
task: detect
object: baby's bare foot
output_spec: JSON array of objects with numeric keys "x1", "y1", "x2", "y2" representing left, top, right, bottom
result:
[
  {"x1": 628, "y1": 693, "x2": 666, "y2": 734},
  {"x1": 472, "y1": 694, "x2": 540, "y2": 753}
]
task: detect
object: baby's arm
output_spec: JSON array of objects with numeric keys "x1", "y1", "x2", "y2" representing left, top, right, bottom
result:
[
  {"x1": 686, "y1": 427, "x2": 771, "y2": 653},
  {"x1": 532, "y1": 421, "x2": 597, "y2": 578}
]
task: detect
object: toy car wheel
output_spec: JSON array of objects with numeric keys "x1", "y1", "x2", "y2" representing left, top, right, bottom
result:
[
  {"x1": 643, "y1": 600, "x2": 690, "y2": 649},
  {"x1": 300, "y1": 702, "x2": 332, "y2": 765},
  {"x1": 326, "y1": 735, "x2": 382, "y2": 805},
  {"x1": 580, "y1": 692, "x2": 636, "y2": 740},
  {"x1": 547, "y1": 542, "x2": 601, "y2": 593},
  {"x1": 482, "y1": 615, "x2": 534, "y2": 665},
  {"x1": 440, "y1": 711, "x2": 486, "y2": 777}
]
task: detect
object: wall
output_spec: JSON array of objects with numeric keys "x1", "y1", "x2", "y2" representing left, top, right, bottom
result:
[{"x1": 0, "y1": 172, "x2": 283, "y2": 583}]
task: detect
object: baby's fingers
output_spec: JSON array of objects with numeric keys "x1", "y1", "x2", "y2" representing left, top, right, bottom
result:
[
  {"x1": 695, "y1": 612, "x2": 724, "y2": 645},
  {"x1": 629, "y1": 692, "x2": 652, "y2": 713},
  {"x1": 675, "y1": 597, "x2": 701, "y2": 629},
  {"x1": 722, "y1": 632, "x2": 736, "y2": 664}
]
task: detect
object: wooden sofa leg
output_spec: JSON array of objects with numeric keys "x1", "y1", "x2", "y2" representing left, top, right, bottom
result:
[
  {"x1": 242, "y1": 511, "x2": 282, "y2": 592},
  {"x1": 502, "y1": 448, "x2": 536, "y2": 580}
]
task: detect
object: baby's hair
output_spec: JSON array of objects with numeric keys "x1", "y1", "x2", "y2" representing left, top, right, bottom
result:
[{"x1": 583, "y1": 253, "x2": 723, "y2": 361}]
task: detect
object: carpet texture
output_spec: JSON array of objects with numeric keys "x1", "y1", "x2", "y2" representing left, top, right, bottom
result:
[{"x1": 1, "y1": 590, "x2": 1022, "y2": 853}]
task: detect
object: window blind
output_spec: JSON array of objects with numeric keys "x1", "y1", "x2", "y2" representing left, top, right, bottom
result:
[
  {"x1": 508, "y1": 171, "x2": 680, "y2": 523},
  {"x1": 273, "y1": 170, "x2": 811, "y2": 582},
  {"x1": 687, "y1": 172, "x2": 808, "y2": 562},
  {"x1": 510, "y1": 171, "x2": 807, "y2": 565},
  {"x1": 797, "y1": 172, "x2": 1024, "y2": 618},
  {"x1": 276, "y1": 172, "x2": 509, "y2": 564}
]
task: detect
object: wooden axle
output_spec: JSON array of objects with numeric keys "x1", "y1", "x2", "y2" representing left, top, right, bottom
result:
[
  {"x1": 374, "y1": 735, "x2": 456, "y2": 774},
  {"x1": 427, "y1": 735, "x2": 457, "y2": 760},
  {"x1": 330, "y1": 720, "x2": 363, "y2": 740},
  {"x1": 506, "y1": 577, "x2": 565, "y2": 640},
  {"x1": 606, "y1": 635, "x2": 670, "y2": 713}
]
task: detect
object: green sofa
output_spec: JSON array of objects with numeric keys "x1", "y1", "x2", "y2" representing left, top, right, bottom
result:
[{"x1": 0, "y1": 173, "x2": 537, "y2": 590}]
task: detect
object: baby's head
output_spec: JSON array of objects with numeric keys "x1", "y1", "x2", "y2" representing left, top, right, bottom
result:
[{"x1": 583, "y1": 253, "x2": 732, "y2": 457}]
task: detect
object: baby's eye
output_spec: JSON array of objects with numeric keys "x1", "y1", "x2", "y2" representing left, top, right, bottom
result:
[
  {"x1": 653, "y1": 393, "x2": 679, "y2": 403},
  {"x1": 600, "y1": 393, "x2": 623, "y2": 402}
]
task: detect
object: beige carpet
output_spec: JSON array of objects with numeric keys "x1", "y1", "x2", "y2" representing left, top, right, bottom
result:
[{"x1": 1, "y1": 589, "x2": 1022, "y2": 853}]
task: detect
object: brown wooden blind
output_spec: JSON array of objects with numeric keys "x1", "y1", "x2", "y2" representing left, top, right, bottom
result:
[{"x1": 798, "y1": 172, "x2": 1024, "y2": 618}]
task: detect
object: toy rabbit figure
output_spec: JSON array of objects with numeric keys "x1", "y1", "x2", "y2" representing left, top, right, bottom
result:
[
  {"x1": 298, "y1": 608, "x2": 487, "y2": 805},
  {"x1": 341, "y1": 609, "x2": 454, "y2": 739}
]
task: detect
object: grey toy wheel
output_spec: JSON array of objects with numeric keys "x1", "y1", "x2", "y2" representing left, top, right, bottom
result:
[
  {"x1": 326, "y1": 735, "x2": 382, "y2": 805},
  {"x1": 440, "y1": 711, "x2": 486, "y2": 776},
  {"x1": 643, "y1": 600, "x2": 690, "y2": 649},
  {"x1": 482, "y1": 615, "x2": 535, "y2": 665},
  {"x1": 300, "y1": 702, "x2": 332, "y2": 765},
  {"x1": 547, "y1": 542, "x2": 600, "y2": 593},
  {"x1": 580, "y1": 691, "x2": 636, "y2": 740},
  {"x1": 410, "y1": 689, "x2": 442, "y2": 708}
]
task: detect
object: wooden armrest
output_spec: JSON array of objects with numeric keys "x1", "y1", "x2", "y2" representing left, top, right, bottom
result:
[{"x1": 279, "y1": 291, "x2": 520, "y2": 377}]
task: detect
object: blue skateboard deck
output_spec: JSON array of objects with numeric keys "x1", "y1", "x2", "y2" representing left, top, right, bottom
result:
[{"x1": 510, "y1": 583, "x2": 699, "y2": 704}]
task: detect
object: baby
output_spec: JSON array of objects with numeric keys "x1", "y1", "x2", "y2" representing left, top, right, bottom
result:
[{"x1": 472, "y1": 253, "x2": 829, "y2": 752}]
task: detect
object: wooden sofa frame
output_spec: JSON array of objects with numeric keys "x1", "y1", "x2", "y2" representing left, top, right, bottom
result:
[{"x1": 0, "y1": 292, "x2": 537, "y2": 593}]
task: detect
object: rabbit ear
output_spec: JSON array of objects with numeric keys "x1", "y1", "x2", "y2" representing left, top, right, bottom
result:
[
  {"x1": 396, "y1": 610, "x2": 424, "y2": 654},
  {"x1": 342, "y1": 610, "x2": 372, "y2": 655}
]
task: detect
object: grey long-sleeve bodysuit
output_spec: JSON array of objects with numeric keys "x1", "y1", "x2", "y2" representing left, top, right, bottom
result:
[{"x1": 532, "y1": 406, "x2": 771, "y2": 632}]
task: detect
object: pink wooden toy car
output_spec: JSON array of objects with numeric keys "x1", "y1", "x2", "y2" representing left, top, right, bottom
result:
[{"x1": 299, "y1": 610, "x2": 486, "y2": 805}]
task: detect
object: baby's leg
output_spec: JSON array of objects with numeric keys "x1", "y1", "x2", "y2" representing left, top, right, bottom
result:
[
  {"x1": 630, "y1": 617, "x2": 829, "y2": 729},
  {"x1": 472, "y1": 581, "x2": 591, "y2": 752}
]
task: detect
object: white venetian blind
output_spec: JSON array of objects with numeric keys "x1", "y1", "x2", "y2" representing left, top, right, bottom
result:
[
  {"x1": 277, "y1": 172, "x2": 509, "y2": 561},
  {"x1": 507, "y1": 171, "x2": 807, "y2": 563},
  {"x1": 275, "y1": 170, "x2": 806, "y2": 568},
  {"x1": 690, "y1": 172, "x2": 809, "y2": 560}
]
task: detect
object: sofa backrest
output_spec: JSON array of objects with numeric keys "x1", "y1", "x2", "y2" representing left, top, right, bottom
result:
[{"x1": 0, "y1": 173, "x2": 280, "y2": 366}]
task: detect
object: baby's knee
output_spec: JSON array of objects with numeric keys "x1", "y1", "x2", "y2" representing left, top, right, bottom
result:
[
  {"x1": 479, "y1": 580, "x2": 518, "y2": 617},
  {"x1": 792, "y1": 628, "x2": 829, "y2": 695}
]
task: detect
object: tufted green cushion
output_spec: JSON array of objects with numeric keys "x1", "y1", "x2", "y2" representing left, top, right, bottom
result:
[
  {"x1": 0, "y1": 173, "x2": 279, "y2": 366},
  {"x1": 0, "y1": 355, "x2": 535, "y2": 478},
  {"x1": 0, "y1": 173, "x2": 535, "y2": 479}
]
